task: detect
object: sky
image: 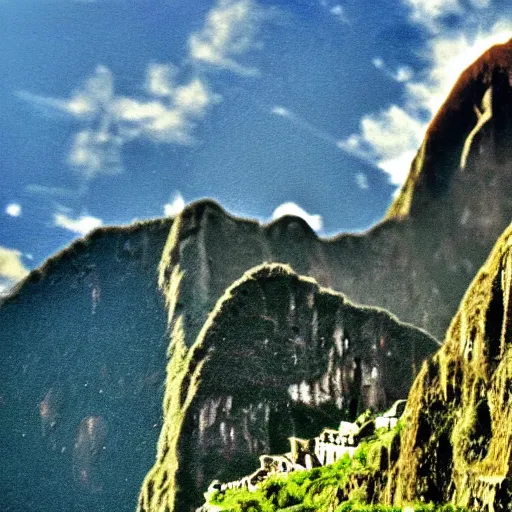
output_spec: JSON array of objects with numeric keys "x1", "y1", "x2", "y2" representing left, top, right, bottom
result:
[{"x1": 2, "y1": 0, "x2": 512, "y2": 294}]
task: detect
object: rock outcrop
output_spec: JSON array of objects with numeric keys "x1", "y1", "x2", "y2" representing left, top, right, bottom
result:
[
  {"x1": 386, "y1": 222, "x2": 512, "y2": 510},
  {"x1": 135, "y1": 39, "x2": 512, "y2": 512},
  {"x1": 159, "y1": 39, "x2": 512, "y2": 349},
  {"x1": 137, "y1": 264, "x2": 438, "y2": 512}
]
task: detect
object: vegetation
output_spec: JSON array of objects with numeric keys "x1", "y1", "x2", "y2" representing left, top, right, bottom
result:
[
  {"x1": 389, "y1": 222, "x2": 512, "y2": 508},
  {"x1": 205, "y1": 422, "x2": 467, "y2": 512}
]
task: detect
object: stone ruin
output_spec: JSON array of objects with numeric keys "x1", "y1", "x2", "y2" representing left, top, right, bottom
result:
[{"x1": 203, "y1": 400, "x2": 406, "y2": 500}]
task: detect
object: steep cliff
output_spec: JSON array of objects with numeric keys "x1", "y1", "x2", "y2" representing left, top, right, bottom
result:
[
  {"x1": 135, "y1": 39, "x2": 512, "y2": 512},
  {"x1": 194, "y1": 226, "x2": 512, "y2": 512},
  {"x1": 386, "y1": 222, "x2": 512, "y2": 509},
  {"x1": 0, "y1": 219, "x2": 171, "y2": 512},
  {"x1": 138, "y1": 264, "x2": 438, "y2": 512}
]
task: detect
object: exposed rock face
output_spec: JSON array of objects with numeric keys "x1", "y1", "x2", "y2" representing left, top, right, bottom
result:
[
  {"x1": 0, "y1": 220, "x2": 171, "y2": 512},
  {"x1": 137, "y1": 264, "x2": 438, "y2": 512},
  {"x1": 136, "y1": 39, "x2": 512, "y2": 512},
  {"x1": 385, "y1": 222, "x2": 512, "y2": 510}
]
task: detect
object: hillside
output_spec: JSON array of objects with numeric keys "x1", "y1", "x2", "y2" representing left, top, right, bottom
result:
[
  {"x1": 137, "y1": 264, "x2": 438, "y2": 512},
  {"x1": 195, "y1": 221, "x2": 512, "y2": 511},
  {"x1": 387, "y1": 221, "x2": 512, "y2": 508},
  {"x1": 0, "y1": 220, "x2": 172, "y2": 512},
  {"x1": 136, "y1": 38, "x2": 512, "y2": 512}
]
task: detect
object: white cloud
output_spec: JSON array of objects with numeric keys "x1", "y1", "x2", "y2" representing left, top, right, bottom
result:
[
  {"x1": 0, "y1": 246, "x2": 29, "y2": 297},
  {"x1": 339, "y1": 12, "x2": 512, "y2": 187},
  {"x1": 0, "y1": 246, "x2": 29, "y2": 281},
  {"x1": 338, "y1": 105, "x2": 425, "y2": 185},
  {"x1": 404, "y1": 0, "x2": 491, "y2": 28},
  {"x1": 67, "y1": 128, "x2": 124, "y2": 179},
  {"x1": 271, "y1": 105, "x2": 343, "y2": 149},
  {"x1": 174, "y1": 79, "x2": 219, "y2": 115},
  {"x1": 18, "y1": 0, "x2": 265, "y2": 184},
  {"x1": 470, "y1": 0, "x2": 491, "y2": 7},
  {"x1": 113, "y1": 98, "x2": 168, "y2": 122},
  {"x1": 394, "y1": 66, "x2": 413, "y2": 83},
  {"x1": 271, "y1": 105, "x2": 292, "y2": 118},
  {"x1": 5, "y1": 203, "x2": 22, "y2": 217},
  {"x1": 24, "y1": 65, "x2": 222, "y2": 179},
  {"x1": 355, "y1": 173, "x2": 369, "y2": 190},
  {"x1": 146, "y1": 63, "x2": 176, "y2": 97},
  {"x1": 404, "y1": 0, "x2": 461, "y2": 31},
  {"x1": 330, "y1": 5, "x2": 347, "y2": 22},
  {"x1": 406, "y1": 22, "x2": 512, "y2": 115},
  {"x1": 189, "y1": 0, "x2": 263, "y2": 76},
  {"x1": 164, "y1": 193, "x2": 186, "y2": 217},
  {"x1": 54, "y1": 213, "x2": 103, "y2": 236},
  {"x1": 272, "y1": 202, "x2": 323, "y2": 232},
  {"x1": 0, "y1": 281, "x2": 11, "y2": 297},
  {"x1": 25, "y1": 184, "x2": 79, "y2": 198},
  {"x1": 372, "y1": 58, "x2": 413, "y2": 83},
  {"x1": 372, "y1": 57, "x2": 384, "y2": 70}
]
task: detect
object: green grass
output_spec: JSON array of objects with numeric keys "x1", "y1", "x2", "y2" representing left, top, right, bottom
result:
[
  {"x1": 210, "y1": 455, "x2": 355, "y2": 512},
  {"x1": 207, "y1": 427, "x2": 380, "y2": 512},
  {"x1": 206, "y1": 420, "x2": 469, "y2": 512}
]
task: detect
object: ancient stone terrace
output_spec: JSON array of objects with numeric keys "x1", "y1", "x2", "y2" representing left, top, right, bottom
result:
[{"x1": 204, "y1": 400, "x2": 406, "y2": 498}]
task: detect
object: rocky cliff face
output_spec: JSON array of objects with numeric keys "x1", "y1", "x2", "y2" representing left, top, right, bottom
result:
[
  {"x1": 135, "y1": 39, "x2": 512, "y2": 512},
  {"x1": 137, "y1": 264, "x2": 438, "y2": 512},
  {"x1": 384, "y1": 222, "x2": 512, "y2": 510},
  {"x1": 0, "y1": 220, "x2": 171, "y2": 512}
]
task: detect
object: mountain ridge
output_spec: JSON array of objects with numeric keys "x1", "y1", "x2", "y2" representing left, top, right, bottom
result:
[
  {"x1": 137, "y1": 263, "x2": 439, "y2": 512},
  {"x1": 4, "y1": 39, "x2": 512, "y2": 512}
]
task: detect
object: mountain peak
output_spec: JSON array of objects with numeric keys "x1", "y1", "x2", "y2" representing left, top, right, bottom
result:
[{"x1": 388, "y1": 37, "x2": 512, "y2": 221}]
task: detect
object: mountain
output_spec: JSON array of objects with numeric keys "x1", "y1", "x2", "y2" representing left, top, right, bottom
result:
[
  {"x1": 137, "y1": 264, "x2": 438, "y2": 512},
  {"x1": 385, "y1": 221, "x2": 512, "y2": 508},
  {"x1": 193, "y1": 222, "x2": 512, "y2": 512},
  {"x1": 0, "y1": 220, "x2": 171, "y2": 512},
  {"x1": 159, "y1": 39, "x2": 512, "y2": 352},
  {"x1": 3, "y1": 39, "x2": 512, "y2": 512},
  {"x1": 135, "y1": 38, "x2": 512, "y2": 512}
]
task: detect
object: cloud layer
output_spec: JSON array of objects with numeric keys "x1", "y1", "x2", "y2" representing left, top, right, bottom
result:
[
  {"x1": 54, "y1": 213, "x2": 103, "y2": 236},
  {"x1": 163, "y1": 193, "x2": 186, "y2": 217},
  {"x1": 18, "y1": 0, "x2": 265, "y2": 183},
  {"x1": 189, "y1": 0, "x2": 263, "y2": 76},
  {"x1": 0, "y1": 246, "x2": 29, "y2": 297}
]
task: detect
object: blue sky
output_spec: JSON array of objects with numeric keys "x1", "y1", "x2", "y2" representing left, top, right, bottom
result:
[{"x1": 2, "y1": 0, "x2": 512, "y2": 293}]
